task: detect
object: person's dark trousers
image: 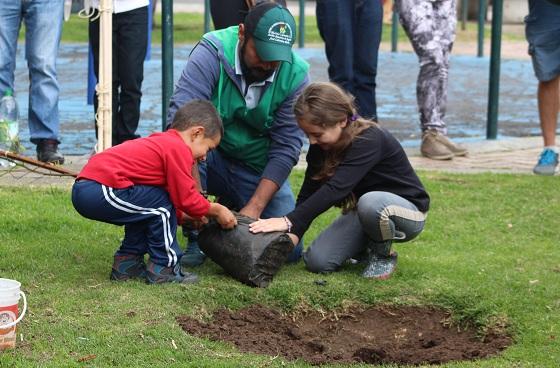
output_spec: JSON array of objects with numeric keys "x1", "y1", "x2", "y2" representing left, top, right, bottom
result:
[
  {"x1": 72, "y1": 180, "x2": 182, "y2": 268},
  {"x1": 316, "y1": 0, "x2": 383, "y2": 120},
  {"x1": 210, "y1": 0, "x2": 249, "y2": 30},
  {"x1": 89, "y1": 6, "x2": 148, "y2": 146}
]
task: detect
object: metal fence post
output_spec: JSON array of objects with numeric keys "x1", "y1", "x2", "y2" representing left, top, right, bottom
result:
[
  {"x1": 391, "y1": 10, "x2": 398, "y2": 53},
  {"x1": 477, "y1": 0, "x2": 487, "y2": 57},
  {"x1": 298, "y1": 0, "x2": 305, "y2": 48},
  {"x1": 162, "y1": 0, "x2": 173, "y2": 130},
  {"x1": 461, "y1": 0, "x2": 468, "y2": 31},
  {"x1": 204, "y1": 0, "x2": 211, "y2": 34},
  {"x1": 486, "y1": 0, "x2": 503, "y2": 139}
]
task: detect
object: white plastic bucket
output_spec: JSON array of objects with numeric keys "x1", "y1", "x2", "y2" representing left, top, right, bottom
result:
[{"x1": 0, "y1": 278, "x2": 27, "y2": 350}]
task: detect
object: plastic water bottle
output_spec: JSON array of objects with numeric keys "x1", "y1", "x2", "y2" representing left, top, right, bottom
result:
[{"x1": 0, "y1": 89, "x2": 19, "y2": 168}]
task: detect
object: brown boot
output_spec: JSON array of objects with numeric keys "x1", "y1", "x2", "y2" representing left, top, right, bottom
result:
[
  {"x1": 437, "y1": 134, "x2": 468, "y2": 156},
  {"x1": 420, "y1": 130, "x2": 454, "y2": 160}
]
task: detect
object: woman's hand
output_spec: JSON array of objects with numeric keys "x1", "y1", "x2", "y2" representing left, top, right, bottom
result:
[{"x1": 249, "y1": 217, "x2": 287, "y2": 233}]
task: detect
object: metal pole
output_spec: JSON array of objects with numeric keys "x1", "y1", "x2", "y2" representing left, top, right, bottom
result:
[
  {"x1": 391, "y1": 9, "x2": 398, "y2": 53},
  {"x1": 461, "y1": 0, "x2": 468, "y2": 31},
  {"x1": 298, "y1": 0, "x2": 305, "y2": 48},
  {"x1": 162, "y1": 0, "x2": 173, "y2": 131},
  {"x1": 204, "y1": 0, "x2": 211, "y2": 34},
  {"x1": 477, "y1": 0, "x2": 486, "y2": 57},
  {"x1": 486, "y1": 0, "x2": 503, "y2": 140}
]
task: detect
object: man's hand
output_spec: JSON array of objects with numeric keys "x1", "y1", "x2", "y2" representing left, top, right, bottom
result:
[
  {"x1": 239, "y1": 204, "x2": 261, "y2": 220},
  {"x1": 240, "y1": 178, "x2": 280, "y2": 219}
]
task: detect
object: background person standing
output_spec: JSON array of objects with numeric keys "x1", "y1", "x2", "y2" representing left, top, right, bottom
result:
[
  {"x1": 395, "y1": 0, "x2": 468, "y2": 160},
  {"x1": 88, "y1": 0, "x2": 149, "y2": 147},
  {"x1": 525, "y1": 0, "x2": 560, "y2": 175},
  {"x1": 315, "y1": 0, "x2": 384, "y2": 120},
  {"x1": 0, "y1": 0, "x2": 65, "y2": 163}
]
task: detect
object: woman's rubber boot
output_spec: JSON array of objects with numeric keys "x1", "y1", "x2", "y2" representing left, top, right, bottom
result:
[{"x1": 362, "y1": 240, "x2": 398, "y2": 280}]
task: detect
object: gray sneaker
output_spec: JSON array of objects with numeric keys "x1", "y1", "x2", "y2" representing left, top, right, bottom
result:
[{"x1": 420, "y1": 130, "x2": 454, "y2": 160}]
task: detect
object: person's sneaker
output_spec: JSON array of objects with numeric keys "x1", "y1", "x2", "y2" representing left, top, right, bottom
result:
[
  {"x1": 146, "y1": 260, "x2": 199, "y2": 284},
  {"x1": 36, "y1": 139, "x2": 65, "y2": 164},
  {"x1": 420, "y1": 130, "x2": 454, "y2": 160},
  {"x1": 180, "y1": 241, "x2": 206, "y2": 267},
  {"x1": 533, "y1": 148, "x2": 559, "y2": 176},
  {"x1": 110, "y1": 254, "x2": 147, "y2": 281},
  {"x1": 362, "y1": 252, "x2": 398, "y2": 280},
  {"x1": 436, "y1": 134, "x2": 468, "y2": 156}
]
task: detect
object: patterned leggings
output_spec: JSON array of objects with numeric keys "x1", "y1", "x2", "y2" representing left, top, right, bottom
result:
[{"x1": 395, "y1": 0, "x2": 457, "y2": 134}]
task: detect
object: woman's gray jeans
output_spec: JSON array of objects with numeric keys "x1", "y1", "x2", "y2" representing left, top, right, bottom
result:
[{"x1": 303, "y1": 191, "x2": 427, "y2": 273}]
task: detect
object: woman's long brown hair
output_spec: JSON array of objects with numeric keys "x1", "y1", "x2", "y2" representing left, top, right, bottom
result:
[{"x1": 294, "y1": 82, "x2": 377, "y2": 212}]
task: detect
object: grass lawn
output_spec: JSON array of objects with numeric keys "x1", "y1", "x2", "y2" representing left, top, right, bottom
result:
[
  {"x1": 1, "y1": 171, "x2": 559, "y2": 367},
  {"x1": 22, "y1": 12, "x2": 522, "y2": 46}
]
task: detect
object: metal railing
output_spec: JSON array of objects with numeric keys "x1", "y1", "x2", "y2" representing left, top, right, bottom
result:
[{"x1": 161, "y1": 0, "x2": 505, "y2": 139}]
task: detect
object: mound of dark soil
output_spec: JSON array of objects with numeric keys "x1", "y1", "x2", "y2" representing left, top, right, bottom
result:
[{"x1": 177, "y1": 304, "x2": 511, "y2": 365}]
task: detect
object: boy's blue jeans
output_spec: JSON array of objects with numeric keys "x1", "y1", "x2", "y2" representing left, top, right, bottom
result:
[
  {"x1": 72, "y1": 180, "x2": 182, "y2": 268},
  {"x1": 0, "y1": 0, "x2": 63, "y2": 143},
  {"x1": 192, "y1": 149, "x2": 303, "y2": 262}
]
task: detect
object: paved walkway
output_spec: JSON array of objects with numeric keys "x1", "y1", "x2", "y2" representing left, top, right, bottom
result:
[
  {"x1": 0, "y1": 135, "x2": 552, "y2": 189},
  {"x1": 3, "y1": 31, "x2": 556, "y2": 186}
]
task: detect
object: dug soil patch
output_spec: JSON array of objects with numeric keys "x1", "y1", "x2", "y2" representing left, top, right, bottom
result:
[{"x1": 177, "y1": 304, "x2": 511, "y2": 365}]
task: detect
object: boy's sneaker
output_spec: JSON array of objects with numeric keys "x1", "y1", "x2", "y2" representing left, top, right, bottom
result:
[
  {"x1": 110, "y1": 254, "x2": 147, "y2": 281},
  {"x1": 146, "y1": 260, "x2": 199, "y2": 284},
  {"x1": 362, "y1": 252, "x2": 398, "y2": 280},
  {"x1": 180, "y1": 241, "x2": 206, "y2": 267},
  {"x1": 533, "y1": 148, "x2": 559, "y2": 176}
]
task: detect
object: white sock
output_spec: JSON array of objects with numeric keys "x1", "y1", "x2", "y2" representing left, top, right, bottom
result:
[{"x1": 544, "y1": 146, "x2": 559, "y2": 153}]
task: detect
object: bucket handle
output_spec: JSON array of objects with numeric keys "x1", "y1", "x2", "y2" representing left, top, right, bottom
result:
[{"x1": 0, "y1": 291, "x2": 27, "y2": 329}]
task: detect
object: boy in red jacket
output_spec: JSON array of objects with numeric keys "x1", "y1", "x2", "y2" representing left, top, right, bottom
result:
[{"x1": 72, "y1": 100, "x2": 236, "y2": 284}]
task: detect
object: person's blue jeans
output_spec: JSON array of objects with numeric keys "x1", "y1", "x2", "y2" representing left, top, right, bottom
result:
[
  {"x1": 316, "y1": 0, "x2": 383, "y2": 119},
  {"x1": 525, "y1": 0, "x2": 560, "y2": 82},
  {"x1": 191, "y1": 149, "x2": 303, "y2": 262},
  {"x1": 0, "y1": 0, "x2": 63, "y2": 144}
]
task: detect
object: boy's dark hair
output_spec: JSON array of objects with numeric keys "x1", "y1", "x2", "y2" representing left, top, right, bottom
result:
[{"x1": 170, "y1": 100, "x2": 223, "y2": 138}]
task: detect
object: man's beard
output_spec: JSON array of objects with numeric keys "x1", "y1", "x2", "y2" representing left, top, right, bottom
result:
[{"x1": 240, "y1": 40, "x2": 275, "y2": 84}]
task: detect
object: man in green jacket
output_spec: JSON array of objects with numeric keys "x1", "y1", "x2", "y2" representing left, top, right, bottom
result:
[{"x1": 167, "y1": 2, "x2": 310, "y2": 266}]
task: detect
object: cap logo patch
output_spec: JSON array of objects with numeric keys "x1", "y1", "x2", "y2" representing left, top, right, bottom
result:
[{"x1": 267, "y1": 22, "x2": 293, "y2": 45}]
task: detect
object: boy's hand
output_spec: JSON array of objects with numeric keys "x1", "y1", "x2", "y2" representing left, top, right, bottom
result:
[
  {"x1": 179, "y1": 212, "x2": 208, "y2": 229},
  {"x1": 209, "y1": 203, "x2": 237, "y2": 229}
]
